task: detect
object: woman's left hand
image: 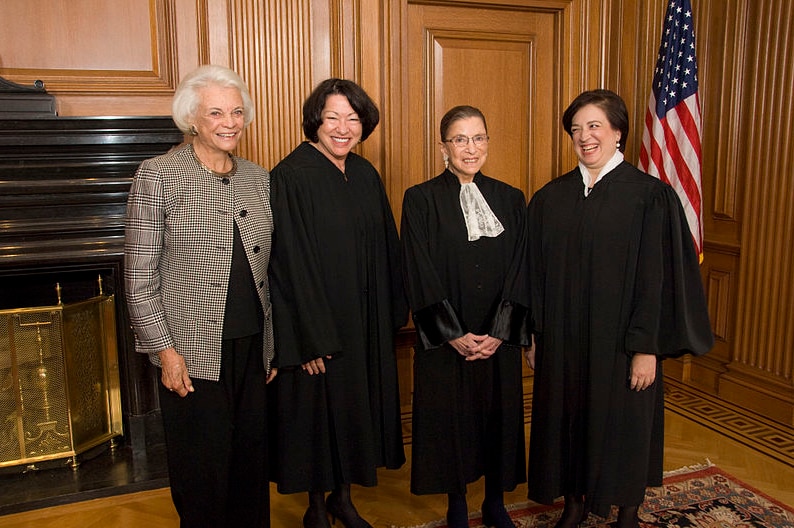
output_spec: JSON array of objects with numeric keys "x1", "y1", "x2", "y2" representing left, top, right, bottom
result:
[
  {"x1": 629, "y1": 353, "x2": 657, "y2": 391},
  {"x1": 266, "y1": 367, "x2": 278, "y2": 384}
]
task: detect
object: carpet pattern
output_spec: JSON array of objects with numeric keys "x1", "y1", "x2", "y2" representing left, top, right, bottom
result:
[{"x1": 400, "y1": 464, "x2": 794, "y2": 527}]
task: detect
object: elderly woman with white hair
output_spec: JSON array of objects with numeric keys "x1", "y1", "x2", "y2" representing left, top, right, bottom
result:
[{"x1": 125, "y1": 64, "x2": 276, "y2": 527}]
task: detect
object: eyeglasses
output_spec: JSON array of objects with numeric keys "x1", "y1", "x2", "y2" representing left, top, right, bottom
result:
[{"x1": 443, "y1": 134, "x2": 489, "y2": 148}]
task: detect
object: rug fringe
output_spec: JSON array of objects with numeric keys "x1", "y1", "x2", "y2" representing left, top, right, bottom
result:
[{"x1": 662, "y1": 458, "x2": 714, "y2": 477}]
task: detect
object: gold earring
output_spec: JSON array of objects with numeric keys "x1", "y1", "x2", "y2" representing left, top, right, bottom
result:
[
  {"x1": 190, "y1": 125, "x2": 198, "y2": 136},
  {"x1": 443, "y1": 155, "x2": 449, "y2": 169}
]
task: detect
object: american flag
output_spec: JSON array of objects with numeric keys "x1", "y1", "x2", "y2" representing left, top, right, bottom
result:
[{"x1": 639, "y1": 0, "x2": 703, "y2": 260}]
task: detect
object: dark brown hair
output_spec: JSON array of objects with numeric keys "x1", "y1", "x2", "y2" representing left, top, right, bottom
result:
[{"x1": 562, "y1": 89, "x2": 628, "y2": 153}]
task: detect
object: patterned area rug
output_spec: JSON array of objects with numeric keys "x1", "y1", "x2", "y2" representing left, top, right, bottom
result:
[{"x1": 399, "y1": 463, "x2": 794, "y2": 528}]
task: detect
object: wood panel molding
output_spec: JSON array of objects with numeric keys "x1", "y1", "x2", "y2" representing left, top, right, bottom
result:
[
  {"x1": 422, "y1": 27, "x2": 538, "y2": 195},
  {"x1": 706, "y1": 267, "x2": 732, "y2": 344},
  {"x1": 0, "y1": 0, "x2": 178, "y2": 94},
  {"x1": 329, "y1": 0, "x2": 360, "y2": 80},
  {"x1": 228, "y1": 0, "x2": 314, "y2": 168},
  {"x1": 697, "y1": 0, "x2": 747, "y2": 258},
  {"x1": 228, "y1": 0, "x2": 372, "y2": 170},
  {"x1": 712, "y1": 0, "x2": 794, "y2": 426},
  {"x1": 732, "y1": 0, "x2": 794, "y2": 387}
]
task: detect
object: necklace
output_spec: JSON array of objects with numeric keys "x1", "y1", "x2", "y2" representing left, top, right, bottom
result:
[{"x1": 190, "y1": 144, "x2": 237, "y2": 177}]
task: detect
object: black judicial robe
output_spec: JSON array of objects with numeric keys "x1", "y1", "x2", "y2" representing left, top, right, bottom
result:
[
  {"x1": 526, "y1": 161, "x2": 713, "y2": 516},
  {"x1": 401, "y1": 170, "x2": 529, "y2": 495},
  {"x1": 268, "y1": 142, "x2": 407, "y2": 493}
]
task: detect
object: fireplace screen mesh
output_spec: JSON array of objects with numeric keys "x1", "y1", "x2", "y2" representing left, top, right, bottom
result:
[{"x1": 0, "y1": 293, "x2": 122, "y2": 468}]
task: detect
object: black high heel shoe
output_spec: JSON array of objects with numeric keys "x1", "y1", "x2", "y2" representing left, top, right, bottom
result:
[
  {"x1": 481, "y1": 501, "x2": 516, "y2": 527},
  {"x1": 303, "y1": 504, "x2": 332, "y2": 528},
  {"x1": 554, "y1": 495, "x2": 587, "y2": 528},
  {"x1": 325, "y1": 491, "x2": 373, "y2": 528}
]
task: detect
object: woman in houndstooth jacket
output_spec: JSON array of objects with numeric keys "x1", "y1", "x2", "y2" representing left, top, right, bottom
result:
[{"x1": 124, "y1": 64, "x2": 276, "y2": 528}]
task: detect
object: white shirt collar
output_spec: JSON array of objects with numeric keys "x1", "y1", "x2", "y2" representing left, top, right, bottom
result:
[{"x1": 580, "y1": 150, "x2": 624, "y2": 197}]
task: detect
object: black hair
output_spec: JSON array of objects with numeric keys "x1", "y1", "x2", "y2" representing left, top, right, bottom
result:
[{"x1": 302, "y1": 78, "x2": 380, "y2": 142}]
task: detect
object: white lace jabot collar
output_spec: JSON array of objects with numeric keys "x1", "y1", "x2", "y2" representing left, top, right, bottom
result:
[{"x1": 459, "y1": 181, "x2": 504, "y2": 241}]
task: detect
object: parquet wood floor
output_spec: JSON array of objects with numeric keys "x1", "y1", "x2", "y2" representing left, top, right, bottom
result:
[{"x1": 2, "y1": 408, "x2": 793, "y2": 528}]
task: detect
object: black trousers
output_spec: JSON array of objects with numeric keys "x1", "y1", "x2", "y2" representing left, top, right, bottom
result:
[{"x1": 158, "y1": 334, "x2": 269, "y2": 528}]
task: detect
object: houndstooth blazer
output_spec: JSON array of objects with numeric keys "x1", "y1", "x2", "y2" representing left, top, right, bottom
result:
[{"x1": 124, "y1": 143, "x2": 275, "y2": 381}]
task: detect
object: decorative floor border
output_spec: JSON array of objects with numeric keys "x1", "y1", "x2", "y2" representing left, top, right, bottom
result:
[{"x1": 664, "y1": 378, "x2": 794, "y2": 467}]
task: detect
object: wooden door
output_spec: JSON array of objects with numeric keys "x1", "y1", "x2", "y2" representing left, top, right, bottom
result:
[{"x1": 400, "y1": 2, "x2": 563, "y2": 209}]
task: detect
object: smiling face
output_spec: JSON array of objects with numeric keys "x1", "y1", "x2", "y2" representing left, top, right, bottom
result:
[
  {"x1": 192, "y1": 84, "x2": 245, "y2": 159},
  {"x1": 440, "y1": 116, "x2": 488, "y2": 183},
  {"x1": 312, "y1": 93, "x2": 363, "y2": 170},
  {"x1": 569, "y1": 103, "x2": 622, "y2": 176}
]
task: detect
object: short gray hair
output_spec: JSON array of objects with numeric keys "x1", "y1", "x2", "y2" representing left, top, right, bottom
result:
[{"x1": 171, "y1": 65, "x2": 255, "y2": 134}]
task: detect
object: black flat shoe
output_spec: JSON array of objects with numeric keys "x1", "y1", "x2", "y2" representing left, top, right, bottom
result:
[
  {"x1": 325, "y1": 491, "x2": 373, "y2": 528},
  {"x1": 481, "y1": 501, "x2": 516, "y2": 527}
]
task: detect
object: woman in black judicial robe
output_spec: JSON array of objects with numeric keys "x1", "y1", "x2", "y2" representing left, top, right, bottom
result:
[
  {"x1": 525, "y1": 90, "x2": 714, "y2": 528},
  {"x1": 268, "y1": 79, "x2": 407, "y2": 528},
  {"x1": 401, "y1": 106, "x2": 530, "y2": 528}
]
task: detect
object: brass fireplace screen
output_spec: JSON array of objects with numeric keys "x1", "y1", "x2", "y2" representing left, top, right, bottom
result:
[{"x1": 0, "y1": 281, "x2": 122, "y2": 469}]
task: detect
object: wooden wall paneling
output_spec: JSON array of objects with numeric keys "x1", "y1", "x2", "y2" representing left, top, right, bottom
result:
[
  {"x1": 698, "y1": 0, "x2": 746, "y2": 247},
  {"x1": 0, "y1": 0, "x2": 184, "y2": 116},
  {"x1": 602, "y1": 0, "x2": 666, "y2": 169},
  {"x1": 719, "y1": 0, "x2": 794, "y2": 426},
  {"x1": 555, "y1": 0, "x2": 602, "y2": 177},
  {"x1": 0, "y1": 0, "x2": 161, "y2": 75},
  {"x1": 357, "y1": 0, "x2": 389, "y2": 183},
  {"x1": 381, "y1": 0, "x2": 412, "y2": 218},
  {"x1": 225, "y1": 0, "x2": 376, "y2": 171},
  {"x1": 226, "y1": 0, "x2": 315, "y2": 169},
  {"x1": 688, "y1": 0, "x2": 747, "y2": 395},
  {"x1": 329, "y1": 0, "x2": 360, "y2": 81},
  {"x1": 173, "y1": 0, "x2": 203, "y2": 75},
  {"x1": 0, "y1": 0, "x2": 236, "y2": 118},
  {"x1": 204, "y1": 0, "x2": 233, "y2": 66}
]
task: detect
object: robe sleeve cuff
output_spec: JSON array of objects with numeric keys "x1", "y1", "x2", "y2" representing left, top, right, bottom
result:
[
  {"x1": 488, "y1": 299, "x2": 531, "y2": 346},
  {"x1": 412, "y1": 300, "x2": 465, "y2": 349}
]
